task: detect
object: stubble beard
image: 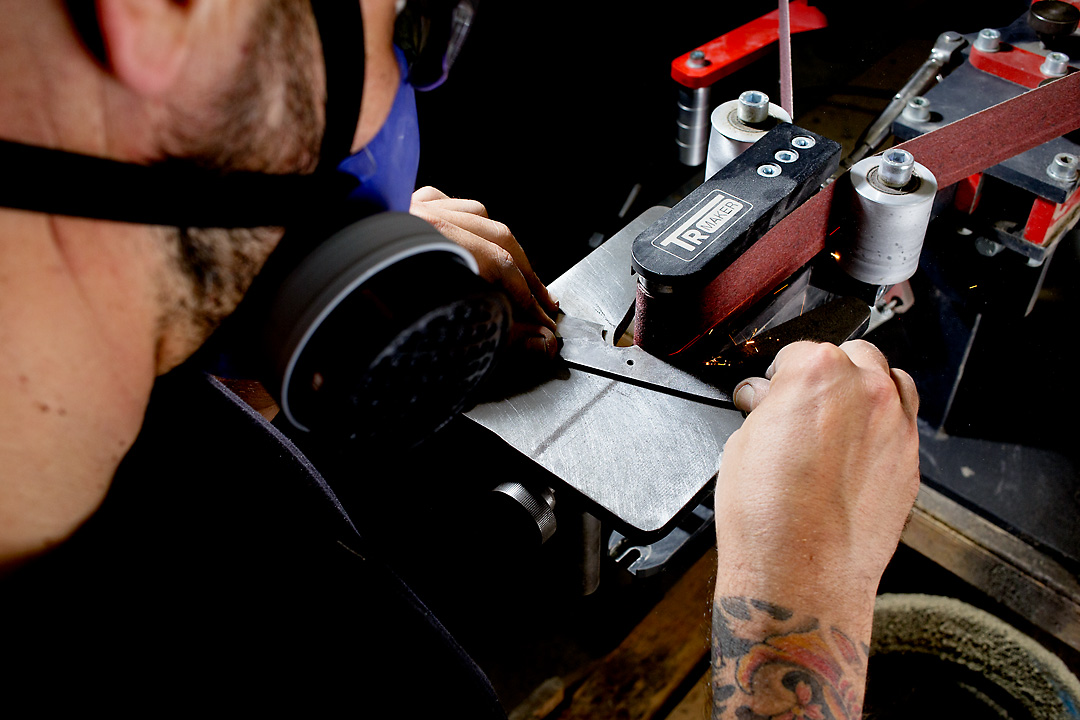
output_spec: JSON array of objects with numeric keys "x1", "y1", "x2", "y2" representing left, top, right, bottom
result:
[{"x1": 155, "y1": 0, "x2": 328, "y2": 372}]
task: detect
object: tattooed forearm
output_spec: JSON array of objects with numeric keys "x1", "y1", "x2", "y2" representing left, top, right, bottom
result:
[{"x1": 711, "y1": 597, "x2": 869, "y2": 719}]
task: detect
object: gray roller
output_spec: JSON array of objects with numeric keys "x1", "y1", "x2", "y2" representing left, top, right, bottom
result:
[
  {"x1": 705, "y1": 91, "x2": 792, "y2": 179},
  {"x1": 839, "y1": 150, "x2": 938, "y2": 286}
]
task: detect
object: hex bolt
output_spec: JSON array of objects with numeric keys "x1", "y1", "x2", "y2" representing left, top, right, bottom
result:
[
  {"x1": 1040, "y1": 51, "x2": 1070, "y2": 77},
  {"x1": 974, "y1": 28, "x2": 1002, "y2": 52},
  {"x1": 757, "y1": 163, "x2": 782, "y2": 177},
  {"x1": 737, "y1": 90, "x2": 771, "y2": 124},
  {"x1": 774, "y1": 149, "x2": 799, "y2": 163},
  {"x1": 791, "y1": 136, "x2": 816, "y2": 149},
  {"x1": 687, "y1": 50, "x2": 707, "y2": 68},
  {"x1": 1047, "y1": 152, "x2": 1079, "y2": 183},
  {"x1": 878, "y1": 148, "x2": 916, "y2": 188},
  {"x1": 902, "y1": 96, "x2": 932, "y2": 122}
]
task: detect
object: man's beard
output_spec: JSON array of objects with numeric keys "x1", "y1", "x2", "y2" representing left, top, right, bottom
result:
[{"x1": 157, "y1": 0, "x2": 329, "y2": 357}]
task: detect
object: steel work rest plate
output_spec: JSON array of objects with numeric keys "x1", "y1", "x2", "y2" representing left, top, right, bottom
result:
[{"x1": 465, "y1": 208, "x2": 744, "y2": 539}]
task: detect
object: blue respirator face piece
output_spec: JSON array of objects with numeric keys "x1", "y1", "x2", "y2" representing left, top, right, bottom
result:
[
  {"x1": 338, "y1": 47, "x2": 421, "y2": 213},
  {"x1": 0, "y1": 0, "x2": 507, "y2": 449}
]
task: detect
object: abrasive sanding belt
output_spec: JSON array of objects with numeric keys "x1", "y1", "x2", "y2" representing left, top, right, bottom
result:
[{"x1": 653, "y1": 69, "x2": 1080, "y2": 351}]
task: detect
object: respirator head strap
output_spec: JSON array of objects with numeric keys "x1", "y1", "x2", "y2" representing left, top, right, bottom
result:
[
  {"x1": 310, "y1": 0, "x2": 366, "y2": 173},
  {"x1": 0, "y1": 139, "x2": 352, "y2": 228}
]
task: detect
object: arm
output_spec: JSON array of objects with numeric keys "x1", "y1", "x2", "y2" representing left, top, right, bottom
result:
[
  {"x1": 712, "y1": 340, "x2": 920, "y2": 718},
  {"x1": 410, "y1": 186, "x2": 560, "y2": 359}
]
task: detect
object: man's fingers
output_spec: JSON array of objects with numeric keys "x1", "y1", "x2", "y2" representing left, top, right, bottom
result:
[
  {"x1": 412, "y1": 195, "x2": 490, "y2": 218},
  {"x1": 760, "y1": 339, "x2": 914, "y2": 413},
  {"x1": 891, "y1": 367, "x2": 921, "y2": 421},
  {"x1": 411, "y1": 206, "x2": 558, "y2": 321},
  {"x1": 410, "y1": 187, "x2": 560, "y2": 344},
  {"x1": 411, "y1": 185, "x2": 450, "y2": 203},
  {"x1": 440, "y1": 230, "x2": 555, "y2": 330},
  {"x1": 509, "y1": 323, "x2": 559, "y2": 360},
  {"x1": 763, "y1": 340, "x2": 817, "y2": 380},
  {"x1": 769, "y1": 339, "x2": 890, "y2": 381},
  {"x1": 422, "y1": 208, "x2": 556, "y2": 313},
  {"x1": 837, "y1": 338, "x2": 891, "y2": 375},
  {"x1": 733, "y1": 377, "x2": 771, "y2": 412}
]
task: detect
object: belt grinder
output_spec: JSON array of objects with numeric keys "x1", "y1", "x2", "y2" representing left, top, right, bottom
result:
[
  {"x1": 465, "y1": 121, "x2": 905, "y2": 551},
  {"x1": 465, "y1": 40, "x2": 1080, "y2": 592}
]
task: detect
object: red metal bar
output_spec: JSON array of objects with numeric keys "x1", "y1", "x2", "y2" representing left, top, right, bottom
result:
[
  {"x1": 671, "y1": 0, "x2": 828, "y2": 90},
  {"x1": 1023, "y1": 191, "x2": 1080, "y2": 245},
  {"x1": 969, "y1": 44, "x2": 1053, "y2": 89}
]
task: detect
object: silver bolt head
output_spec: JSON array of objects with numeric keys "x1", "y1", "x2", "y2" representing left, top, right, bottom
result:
[
  {"x1": 902, "y1": 96, "x2": 932, "y2": 122},
  {"x1": 1047, "y1": 153, "x2": 1079, "y2": 183},
  {"x1": 737, "y1": 90, "x2": 771, "y2": 124},
  {"x1": 974, "y1": 28, "x2": 1002, "y2": 52},
  {"x1": 879, "y1": 148, "x2": 916, "y2": 188},
  {"x1": 1040, "y1": 51, "x2": 1070, "y2": 77},
  {"x1": 757, "y1": 163, "x2": 782, "y2": 177},
  {"x1": 688, "y1": 50, "x2": 707, "y2": 68}
]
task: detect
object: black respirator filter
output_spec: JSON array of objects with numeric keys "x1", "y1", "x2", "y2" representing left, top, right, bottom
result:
[{"x1": 261, "y1": 211, "x2": 510, "y2": 444}]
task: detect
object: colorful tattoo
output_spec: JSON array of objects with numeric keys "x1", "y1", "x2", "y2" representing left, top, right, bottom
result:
[{"x1": 711, "y1": 597, "x2": 868, "y2": 719}]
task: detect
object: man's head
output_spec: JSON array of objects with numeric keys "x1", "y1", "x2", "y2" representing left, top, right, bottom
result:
[
  {"x1": 3, "y1": 0, "x2": 402, "y2": 372},
  {"x1": 0, "y1": 0, "x2": 496, "y2": 561},
  {"x1": 0, "y1": 0, "x2": 402, "y2": 562}
]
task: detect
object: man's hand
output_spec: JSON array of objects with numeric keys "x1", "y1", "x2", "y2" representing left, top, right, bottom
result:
[
  {"x1": 711, "y1": 339, "x2": 920, "y2": 718},
  {"x1": 410, "y1": 186, "x2": 560, "y2": 359}
]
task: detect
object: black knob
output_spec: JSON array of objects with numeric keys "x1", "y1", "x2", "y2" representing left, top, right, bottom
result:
[{"x1": 1029, "y1": 1, "x2": 1080, "y2": 48}]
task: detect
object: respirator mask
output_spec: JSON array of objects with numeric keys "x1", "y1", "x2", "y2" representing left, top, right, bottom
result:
[{"x1": 1, "y1": 0, "x2": 503, "y2": 447}]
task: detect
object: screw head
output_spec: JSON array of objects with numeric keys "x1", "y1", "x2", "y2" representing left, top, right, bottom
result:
[
  {"x1": 737, "y1": 90, "x2": 771, "y2": 124},
  {"x1": 1040, "y1": 51, "x2": 1071, "y2": 76},
  {"x1": 687, "y1": 50, "x2": 708, "y2": 68},
  {"x1": 974, "y1": 28, "x2": 1002, "y2": 52},
  {"x1": 1047, "y1": 152, "x2": 1079, "y2": 183},
  {"x1": 757, "y1": 163, "x2": 782, "y2": 177},
  {"x1": 902, "y1": 96, "x2": 932, "y2": 122},
  {"x1": 878, "y1": 149, "x2": 916, "y2": 188}
]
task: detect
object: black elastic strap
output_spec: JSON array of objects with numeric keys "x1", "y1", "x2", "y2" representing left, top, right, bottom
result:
[
  {"x1": 0, "y1": 139, "x2": 356, "y2": 228},
  {"x1": 310, "y1": 0, "x2": 366, "y2": 171},
  {"x1": 0, "y1": 2, "x2": 366, "y2": 229}
]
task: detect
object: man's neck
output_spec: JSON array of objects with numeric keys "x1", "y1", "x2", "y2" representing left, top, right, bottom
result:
[
  {"x1": 0, "y1": 207, "x2": 161, "y2": 568},
  {"x1": 0, "y1": 2, "x2": 196, "y2": 569}
]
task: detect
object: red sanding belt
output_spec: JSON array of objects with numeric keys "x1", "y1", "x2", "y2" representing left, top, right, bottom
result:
[{"x1": 649, "y1": 69, "x2": 1080, "y2": 357}]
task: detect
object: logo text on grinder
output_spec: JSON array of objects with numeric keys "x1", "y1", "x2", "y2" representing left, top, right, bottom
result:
[{"x1": 654, "y1": 190, "x2": 751, "y2": 261}]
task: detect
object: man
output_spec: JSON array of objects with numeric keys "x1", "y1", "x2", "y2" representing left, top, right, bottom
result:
[{"x1": 0, "y1": 0, "x2": 919, "y2": 717}]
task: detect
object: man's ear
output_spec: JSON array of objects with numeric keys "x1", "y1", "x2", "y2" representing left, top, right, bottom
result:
[{"x1": 95, "y1": 0, "x2": 197, "y2": 97}]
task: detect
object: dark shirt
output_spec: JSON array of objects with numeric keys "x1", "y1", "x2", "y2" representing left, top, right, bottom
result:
[{"x1": 3, "y1": 367, "x2": 505, "y2": 717}]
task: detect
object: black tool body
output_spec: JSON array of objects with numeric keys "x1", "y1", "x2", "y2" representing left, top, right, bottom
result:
[{"x1": 631, "y1": 123, "x2": 841, "y2": 291}]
